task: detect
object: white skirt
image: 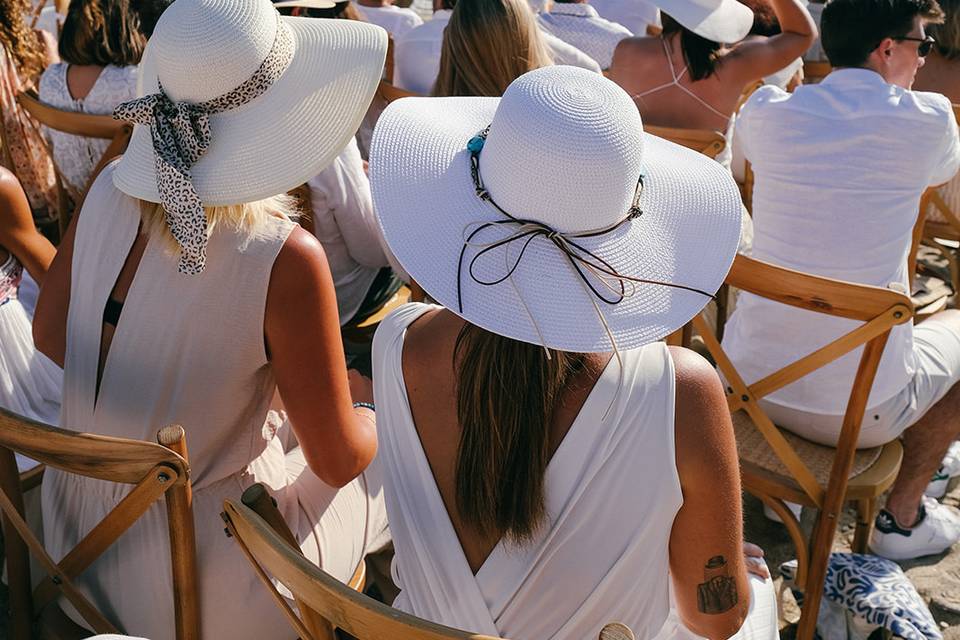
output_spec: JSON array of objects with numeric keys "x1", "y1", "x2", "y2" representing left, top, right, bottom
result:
[{"x1": 0, "y1": 296, "x2": 62, "y2": 471}]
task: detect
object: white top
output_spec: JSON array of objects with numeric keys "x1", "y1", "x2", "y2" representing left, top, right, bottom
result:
[
  {"x1": 538, "y1": 3, "x2": 631, "y2": 69},
  {"x1": 38, "y1": 63, "x2": 138, "y2": 195},
  {"x1": 588, "y1": 0, "x2": 659, "y2": 35},
  {"x1": 394, "y1": 9, "x2": 452, "y2": 94},
  {"x1": 307, "y1": 137, "x2": 388, "y2": 325},
  {"x1": 373, "y1": 303, "x2": 682, "y2": 639},
  {"x1": 723, "y1": 69, "x2": 960, "y2": 414},
  {"x1": 393, "y1": 10, "x2": 600, "y2": 94},
  {"x1": 43, "y1": 163, "x2": 357, "y2": 639},
  {"x1": 356, "y1": 3, "x2": 423, "y2": 37}
]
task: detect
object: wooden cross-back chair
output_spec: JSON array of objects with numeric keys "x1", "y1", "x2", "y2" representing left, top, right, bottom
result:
[
  {"x1": 916, "y1": 105, "x2": 960, "y2": 295},
  {"x1": 644, "y1": 125, "x2": 726, "y2": 160},
  {"x1": 0, "y1": 407, "x2": 199, "y2": 640},
  {"x1": 16, "y1": 90, "x2": 134, "y2": 237},
  {"x1": 375, "y1": 79, "x2": 420, "y2": 104},
  {"x1": 802, "y1": 61, "x2": 832, "y2": 84},
  {"x1": 222, "y1": 486, "x2": 636, "y2": 640},
  {"x1": 691, "y1": 254, "x2": 910, "y2": 640}
]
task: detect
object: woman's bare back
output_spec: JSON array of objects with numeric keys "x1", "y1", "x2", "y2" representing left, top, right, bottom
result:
[{"x1": 400, "y1": 307, "x2": 610, "y2": 573}]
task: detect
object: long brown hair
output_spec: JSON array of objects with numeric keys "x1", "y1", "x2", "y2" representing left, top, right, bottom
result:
[
  {"x1": 454, "y1": 323, "x2": 587, "y2": 543},
  {"x1": 59, "y1": 0, "x2": 146, "y2": 67},
  {"x1": 0, "y1": 0, "x2": 47, "y2": 80},
  {"x1": 432, "y1": 0, "x2": 552, "y2": 97}
]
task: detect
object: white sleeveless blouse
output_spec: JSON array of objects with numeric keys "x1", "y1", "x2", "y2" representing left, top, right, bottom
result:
[
  {"x1": 40, "y1": 163, "x2": 326, "y2": 639},
  {"x1": 372, "y1": 303, "x2": 683, "y2": 640}
]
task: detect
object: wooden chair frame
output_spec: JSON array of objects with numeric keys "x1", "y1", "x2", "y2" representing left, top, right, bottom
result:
[
  {"x1": 16, "y1": 90, "x2": 134, "y2": 237},
  {"x1": 223, "y1": 490, "x2": 632, "y2": 640},
  {"x1": 0, "y1": 407, "x2": 199, "y2": 640},
  {"x1": 375, "y1": 79, "x2": 420, "y2": 104},
  {"x1": 692, "y1": 254, "x2": 910, "y2": 640},
  {"x1": 643, "y1": 125, "x2": 726, "y2": 159}
]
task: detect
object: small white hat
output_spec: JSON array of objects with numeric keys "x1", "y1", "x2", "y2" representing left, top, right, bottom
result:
[
  {"x1": 659, "y1": 0, "x2": 754, "y2": 43},
  {"x1": 114, "y1": 0, "x2": 387, "y2": 206},
  {"x1": 370, "y1": 66, "x2": 742, "y2": 352}
]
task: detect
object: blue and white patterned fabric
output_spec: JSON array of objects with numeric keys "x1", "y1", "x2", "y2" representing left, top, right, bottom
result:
[{"x1": 780, "y1": 553, "x2": 941, "y2": 640}]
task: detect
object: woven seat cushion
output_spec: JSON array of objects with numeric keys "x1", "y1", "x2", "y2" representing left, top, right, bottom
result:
[{"x1": 733, "y1": 410, "x2": 882, "y2": 486}]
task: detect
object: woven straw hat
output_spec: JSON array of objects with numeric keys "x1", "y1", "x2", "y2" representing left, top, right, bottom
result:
[
  {"x1": 370, "y1": 66, "x2": 743, "y2": 352},
  {"x1": 659, "y1": 0, "x2": 754, "y2": 43},
  {"x1": 113, "y1": 0, "x2": 386, "y2": 206}
]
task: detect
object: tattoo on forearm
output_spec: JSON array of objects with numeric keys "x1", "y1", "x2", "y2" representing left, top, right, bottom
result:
[{"x1": 697, "y1": 555, "x2": 738, "y2": 614}]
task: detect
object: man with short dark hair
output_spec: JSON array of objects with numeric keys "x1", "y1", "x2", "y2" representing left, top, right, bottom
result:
[{"x1": 723, "y1": 0, "x2": 960, "y2": 560}]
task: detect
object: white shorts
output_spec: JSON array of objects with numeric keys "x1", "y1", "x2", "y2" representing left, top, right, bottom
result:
[{"x1": 760, "y1": 315, "x2": 960, "y2": 449}]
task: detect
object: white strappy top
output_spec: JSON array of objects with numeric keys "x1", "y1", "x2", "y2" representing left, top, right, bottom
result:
[
  {"x1": 372, "y1": 303, "x2": 684, "y2": 640},
  {"x1": 633, "y1": 37, "x2": 729, "y2": 122}
]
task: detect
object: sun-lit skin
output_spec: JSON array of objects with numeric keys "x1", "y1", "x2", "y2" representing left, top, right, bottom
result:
[{"x1": 863, "y1": 15, "x2": 930, "y2": 88}]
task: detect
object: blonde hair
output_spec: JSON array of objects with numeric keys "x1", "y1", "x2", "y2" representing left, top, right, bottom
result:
[
  {"x1": 431, "y1": 0, "x2": 553, "y2": 97},
  {"x1": 139, "y1": 194, "x2": 297, "y2": 252}
]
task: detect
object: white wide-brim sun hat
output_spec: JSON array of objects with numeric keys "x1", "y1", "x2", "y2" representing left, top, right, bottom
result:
[
  {"x1": 114, "y1": 0, "x2": 387, "y2": 206},
  {"x1": 370, "y1": 66, "x2": 743, "y2": 353},
  {"x1": 659, "y1": 0, "x2": 754, "y2": 43}
]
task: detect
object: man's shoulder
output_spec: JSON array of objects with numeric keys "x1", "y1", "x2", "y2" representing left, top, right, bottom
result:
[
  {"x1": 738, "y1": 84, "x2": 792, "y2": 122},
  {"x1": 902, "y1": 89, "x2": 956, "y2": 126},
  {"x1": 395, "y1": 17, "x2": 439, "y2": 44}
]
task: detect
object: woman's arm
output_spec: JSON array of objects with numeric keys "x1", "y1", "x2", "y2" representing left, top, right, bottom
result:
[
  {"x1": 0, "y1": 168, "x2": 55, "y2": 284},
  {"x1": 724, "y1": 0, "x2": 817, "y2": 84},
  {"x1": 668, "y1": 346, "x2": 751, "y2": 640},
  {"x1": 32, "y1": 204, "x2": 76, "y2": 368},
  {"x1": 265, "y1": 227, "x2": 377, "y2": 488}
]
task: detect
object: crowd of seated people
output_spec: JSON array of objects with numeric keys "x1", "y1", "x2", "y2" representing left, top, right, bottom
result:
[{"x1": 0, "y1": 0, "x2": 958, "y2": 638}]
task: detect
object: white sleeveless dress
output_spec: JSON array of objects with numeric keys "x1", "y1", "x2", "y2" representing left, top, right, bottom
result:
[
  {"x1": 42, "y1": 163, "x2": 388, "y2": 640},
  {"x1": 372, "y1": 303, "x2": 684, "y2": 640},
  {"x1": 0, "y1": 253, "x2": 62, "y2": 471}
]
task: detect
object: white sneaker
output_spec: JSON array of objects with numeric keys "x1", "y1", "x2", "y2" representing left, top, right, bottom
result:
[
  {"x1": 869, "y1": 497, "x2": 960, "y2": 560},
  {"x1": 762, "y1": 500, "x2": 802, "y2": 524},
  {"x1": 924, "y1": 441, "x2": 960, "y2": 498}
]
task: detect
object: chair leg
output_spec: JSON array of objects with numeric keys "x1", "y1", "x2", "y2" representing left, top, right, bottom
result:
[
  {"x1": 795, "y1": 511, "x2": 839, "y2": 640},
  {"x1": 852, "y1": 498, "x2": 875, "y2": 554},
  {"x1": 0, "y1": 447, "x2": 33, "y2": 640}
]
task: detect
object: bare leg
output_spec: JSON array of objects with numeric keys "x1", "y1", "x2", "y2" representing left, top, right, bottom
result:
[{"x1": 885, "y1": 310, "x2": 960, "y2": 526}]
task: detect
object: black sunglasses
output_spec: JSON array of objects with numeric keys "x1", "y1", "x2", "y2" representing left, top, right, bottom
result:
[{"x1": 894, "y1": 34, "x2": 936, "y2": 57}]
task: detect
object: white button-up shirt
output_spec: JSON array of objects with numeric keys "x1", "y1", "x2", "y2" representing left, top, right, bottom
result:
[
  {"x1": 587, "y1": 0, "x2": 658, "y2": 36},
  {"x1": 723, "y1": 69, "x2": 960, "y2": 415},
  {"x1": 356, "y1": 4, "x2": 423, "y2": 38},
  {"x1": 393, "y1": 9, "x2": 599, "y2": 95},
  {"x1": 538, "y1": 3, "x2": 631, "y2": 69}
]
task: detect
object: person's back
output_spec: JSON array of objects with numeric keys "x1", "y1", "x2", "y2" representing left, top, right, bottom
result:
[
  {"x1": 536, "y1": 0, "x2": 631, "y2": 69},
  {"x1": 369, "y1": 65, "x2": 774, "y2": 640},
  {"x1": 723, "y1": 0, "x2": 960, "y2": 563},
  {"x1": 356, "y1": 0, "x2": 423, "y2": 36},
  {"x1": 38, "y1": 0, "x2": 143, "y2": 196},
  {"x1": 0, "y1": 0, "x2": 59, "y2": 224},
  {"x1": 32, "y1": 0, "x2": 392, "y2": 636},
  {"x1": 610, "y1": 0, "x2": 815, "y2": 132},
  {"x1": 723, "y1": 7, "x2": 960, "y2": 419}
]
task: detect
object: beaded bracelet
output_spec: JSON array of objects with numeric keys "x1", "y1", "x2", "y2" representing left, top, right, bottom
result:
[{"x1": 353, "y1": 401, "x2": 375, "y2": 412}]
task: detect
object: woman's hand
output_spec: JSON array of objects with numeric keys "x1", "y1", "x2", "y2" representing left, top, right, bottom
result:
[
  {"x1": 348, "y1": 369, "x2": 374, "y2": 405},
  {"x1": 743, "y1": 542, "x2": 770, "y2": 579}
]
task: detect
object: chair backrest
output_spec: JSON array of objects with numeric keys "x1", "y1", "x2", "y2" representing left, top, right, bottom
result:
[
  {"x1": 376, "y1": 79, "x2": 421, "y2": 104},
  {"x1": 644, "y1": 125, "x2": 726, "y2": 159},
  {"x1": 0, "y1": 407, "x2": 199, "y2": 640},
  {"x1": 17, "y1": 91, "x2": 129, "y2": 140},
  {"x1": 222, "y1": 499, "x2": 636, "y2": 640},
  {"x1": 802, "y1": 61, "x2": 832, "y2": 84},
  {"x1": 692, "y1": 254, "x2": 913, "y2": 507}
]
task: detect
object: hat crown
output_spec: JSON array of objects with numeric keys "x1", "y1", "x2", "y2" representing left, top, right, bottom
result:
[
  {"x1": 479, "y1": 66, "x2": 644, "y2": 235},
  {"x1": 150, "y1": 0, "x2": 280, "y2": 104}
]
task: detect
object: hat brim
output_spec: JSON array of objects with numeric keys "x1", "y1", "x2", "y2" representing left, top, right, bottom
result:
[
  {"x1": 113, "y1": 17, "x2": 386, "y2": 206},
  {"x1": 662, "y1": 0, "x2": 754, "y2": 43},
  {"x1": 273, "y1": 0, "x2": 336, "y2": 8},
  {"x1": 370, "y1": 96, "x2": 743, "y2": 352}
]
